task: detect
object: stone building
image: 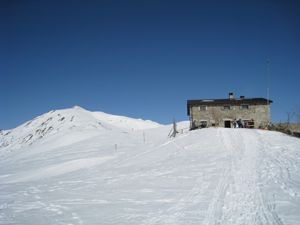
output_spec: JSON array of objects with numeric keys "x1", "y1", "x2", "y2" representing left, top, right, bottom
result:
[{"x1": 187, "y1": 93, "x2": 273, "y2": 129}]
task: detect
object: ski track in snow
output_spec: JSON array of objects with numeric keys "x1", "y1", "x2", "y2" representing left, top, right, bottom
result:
[
  {"x1": 0, "y1": 126, "x2": 300, "y2": 224},
  {"x1": 203, "y1": 128, "x2": 281, "y2": 224}
]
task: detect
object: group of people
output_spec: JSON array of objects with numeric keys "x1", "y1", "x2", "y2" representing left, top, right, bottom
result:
[{"x1": 232, "y1": 119, "x2": 254, "y2": 128}]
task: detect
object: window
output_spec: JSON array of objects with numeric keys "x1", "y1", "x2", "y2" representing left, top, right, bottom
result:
[
  {"x1": 222, "y1": 105, "x2": 232, "y2": 110},
  {"x1": 240, "y1": 105, "x2": 250, "y2": 110},
  {"x1": 199, "y1": 121, "x2": 207, "y2": 128},
  {"x1": 199, "y1": 106, "x2": 207, "y2": 111}
]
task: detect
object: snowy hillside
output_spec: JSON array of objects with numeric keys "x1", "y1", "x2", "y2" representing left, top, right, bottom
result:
[
  {"x1": 0, "y1": 106, "x2": 161, "y2": 152},
  {"x1": 1, "y1": 108, "x2": 300, "y2": 224}
]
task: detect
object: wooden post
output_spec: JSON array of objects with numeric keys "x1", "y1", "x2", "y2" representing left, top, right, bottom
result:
[
  {"x1": 173, "y1": 118, "x2": 176, "y2": 137},
  {"x1": 115, "y1": 144, "x2": 117, "y2": 150}
]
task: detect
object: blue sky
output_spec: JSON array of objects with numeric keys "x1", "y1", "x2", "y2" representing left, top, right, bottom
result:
[{"x1": 1, "y1": 0, "x2": 300, "y2": 130}]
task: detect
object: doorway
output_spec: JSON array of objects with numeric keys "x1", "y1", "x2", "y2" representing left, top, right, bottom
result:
[{"x1": 224, "y1": 120, "x2": 231, "y2": 128}]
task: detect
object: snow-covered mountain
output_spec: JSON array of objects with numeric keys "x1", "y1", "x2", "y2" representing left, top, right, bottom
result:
[
  {"x1": 0, "y1": 106, "x2": 162, "y2": 152},
  {"x1": 1, "y1": 108, "x2": 300, "y2": 224}
]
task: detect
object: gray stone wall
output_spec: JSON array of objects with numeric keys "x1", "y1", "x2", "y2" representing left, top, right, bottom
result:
[
  {"x1": 273, "y1": 123, "x2": 300, "y2": 132},
  {"x1": 189, "y1": 104, "x2": 271, "y2": 128}
]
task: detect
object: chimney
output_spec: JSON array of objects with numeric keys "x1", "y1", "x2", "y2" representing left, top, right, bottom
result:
[
  {"x1": 240, "y1": 95, "x2": 245, "y2": 99},
  {"x1": 229, "y1": 92, "x2": 233, "y2": 100}
]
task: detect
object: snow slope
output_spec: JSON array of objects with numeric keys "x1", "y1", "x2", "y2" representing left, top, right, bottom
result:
[
  {"x1": 0, "y1": 108, "x2": 300, "y2": 224},
  {"x1": 0, "y1": 106, "x2": 161, "y2": 152}
]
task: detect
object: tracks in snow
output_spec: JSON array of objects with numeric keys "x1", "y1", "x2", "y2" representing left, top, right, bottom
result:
[
  {"x1": 203, "y1": 128, "x2": 282, "y2": 224},
  {"x1": 2, "y1": 128, "x2": 298, "y2": 224}
]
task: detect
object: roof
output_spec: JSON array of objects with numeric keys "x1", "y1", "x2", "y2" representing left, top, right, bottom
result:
[{"x1": 187, "y1": 98, "x2": 273, "y2": 115}]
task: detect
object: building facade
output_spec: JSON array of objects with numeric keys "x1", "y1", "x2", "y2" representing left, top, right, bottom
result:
[{"x1": 187, "y1": 93, "x2": 272, "y2": 129}]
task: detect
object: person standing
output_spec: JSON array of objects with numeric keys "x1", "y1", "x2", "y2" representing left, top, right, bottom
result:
[
  {"x1": 238, "y1": 119, "x2": 243, "y2": 128},
  {"x1": 233, "y1": 119, "x2": 237, "y2": 128}
]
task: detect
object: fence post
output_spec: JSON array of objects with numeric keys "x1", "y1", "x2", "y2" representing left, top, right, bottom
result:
[{"x1": 173, "y1": 118, "x2": 176, "y2": 137}]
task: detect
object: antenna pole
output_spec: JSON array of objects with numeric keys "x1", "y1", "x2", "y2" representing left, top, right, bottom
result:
[
  {"x1": 267, "y1": 59, "x2": 270, "y2": 124},
  {"x1": 267, "y1": 59, "x2": 269, "y2": 106}
]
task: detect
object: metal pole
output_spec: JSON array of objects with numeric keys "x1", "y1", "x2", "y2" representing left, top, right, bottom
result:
[
  {"x1": 267, "y1": 59, "x2": 270, "y2": 124},
  {"x1": 267, "y1": 59, "x2": 269, "y2": 106}
]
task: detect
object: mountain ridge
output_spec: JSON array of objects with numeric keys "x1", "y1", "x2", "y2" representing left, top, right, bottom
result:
[{"x1": 0, "y1": 106, "x2": 163, "y2": 152}]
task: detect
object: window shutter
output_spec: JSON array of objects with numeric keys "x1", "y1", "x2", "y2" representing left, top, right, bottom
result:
[
  {"x1": 248, "y1": 105, "x2": 251, "y2": 109},
  {"x1": 230, "y1": 106, "x2": 233, "y2": 110},
  {"x1": 240, "y1": 105, "x2": 242, "y2": 110}
]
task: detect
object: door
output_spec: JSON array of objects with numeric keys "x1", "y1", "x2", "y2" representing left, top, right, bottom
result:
[{"x1": 224, "y1": 120, "x2": 231, "y2": 128}]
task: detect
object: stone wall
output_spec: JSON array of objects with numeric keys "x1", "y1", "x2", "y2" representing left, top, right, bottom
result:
[
  {"x1": 273, "y1": 123, "x2": 300, "y2": 132},
  {"x1": 189, "y1": 104, "x2": 271, "y2": 128}
]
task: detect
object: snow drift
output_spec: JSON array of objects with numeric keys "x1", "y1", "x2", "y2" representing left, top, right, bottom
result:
[{"x1": 0, "y1": 107, "x2": 300, "y2": 224}]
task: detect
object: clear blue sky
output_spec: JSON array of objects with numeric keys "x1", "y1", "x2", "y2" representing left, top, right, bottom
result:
[{"x1": 1, "y1": 0, "x2": 299, "y2": 130}]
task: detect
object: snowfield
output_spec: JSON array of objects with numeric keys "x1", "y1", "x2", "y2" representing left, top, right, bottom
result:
[{"x1": 1, "y1": 107, "x2": 300, "y2": 224}]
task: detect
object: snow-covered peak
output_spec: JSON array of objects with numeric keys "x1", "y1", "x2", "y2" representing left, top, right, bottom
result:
[
  {"x1": 0, "y1": 107, "x2": 162, "y2": 152},
  {"x1": 72, "y1": 105, "x2": 85, "y2": 110}
]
